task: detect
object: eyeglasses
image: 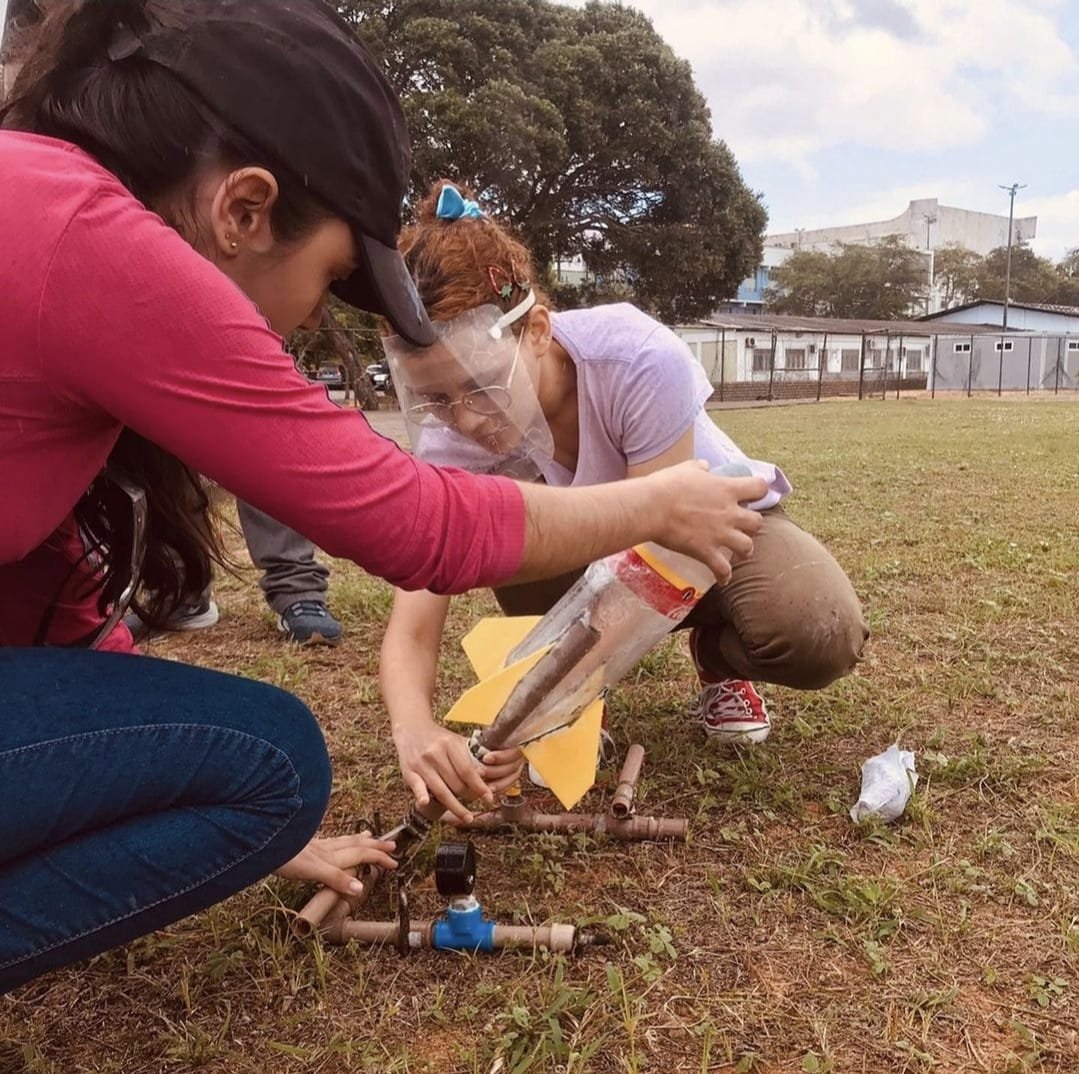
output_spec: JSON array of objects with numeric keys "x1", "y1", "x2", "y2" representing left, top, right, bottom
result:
[
  {"x1": 407, "y1": 333, "x2": 523, "y2": 427},
  {"x1": 405, "y1": 290, "x2": 537, "y2": 427}
]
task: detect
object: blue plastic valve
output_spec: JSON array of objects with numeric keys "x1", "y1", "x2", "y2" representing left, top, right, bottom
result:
[{"x1": 430, "y1": 896, "x2": 496, "y2": 952}]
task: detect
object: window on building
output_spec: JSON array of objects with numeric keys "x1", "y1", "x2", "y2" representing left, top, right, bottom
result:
[
  {"x1": 752, "y1": 348, "x2": 771, "y2": 372},
  {"x1": 1068, "y1": 340, "x2": 1079, "y2": 351},
  {"x1": 906, "y1": 349, "x2": 924, "y2": 372},
  {"x1": 785, "y1": 348, "x2": 807, "y2": 370},
  {"x1": 993, "y1": 340, "x2": 1014, "y2": 352},
  {"x1": 840, "y1": 348, "x2": 861, "y2": 372},
  {"x1": 953, "y1": 342, "x2": 971, "y2": 353}
]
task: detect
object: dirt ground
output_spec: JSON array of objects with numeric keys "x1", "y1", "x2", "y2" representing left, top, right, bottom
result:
[{"x1": 2, "y1": 396, "x2": 1077, "y2": 1073}]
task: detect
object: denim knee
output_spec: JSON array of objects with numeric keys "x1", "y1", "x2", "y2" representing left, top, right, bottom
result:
[
  {"x1": 0, "y1": 656, "x2": 334, "y2": 993},
  {"x1": 257, "y1": 686, "x2": 332, "y2": 856}
]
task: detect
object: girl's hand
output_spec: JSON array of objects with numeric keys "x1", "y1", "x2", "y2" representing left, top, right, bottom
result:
[
  {"x1": 395, "y1": 720, "x2": 523, "y2": 822},
  {"x1": 274, "y1": 832, "x2": 397, "y2": 897},
  {"x1": 646, "y1": 462, "x2": 767, "y2": 583}
]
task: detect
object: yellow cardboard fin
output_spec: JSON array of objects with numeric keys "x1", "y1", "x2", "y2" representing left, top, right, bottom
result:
[
  {"x1": 461, "y1": 616, "x2": 543, "y2": 679},
  {"x1": 444, "y1": 645, "x2": 551, "y2": 727},
  {"x1": 521, "y1": 697, "x2": 605, "y2": 810}
]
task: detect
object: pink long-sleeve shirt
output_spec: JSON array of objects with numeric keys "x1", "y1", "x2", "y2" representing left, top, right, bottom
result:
[{"x1": 0, "y1": 133, "x2": 525, "y2": 650}]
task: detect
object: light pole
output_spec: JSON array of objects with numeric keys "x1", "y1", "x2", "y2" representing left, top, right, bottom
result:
[
  {"x1": 998, "y1": 182, "x2": 1026, "y2": 333},
  {"x1": 922, "y1": 212, "x2": 936, "y2": 250},
  {"x1": 922, "y1": 212, "x2": 937, "y2": 315}
]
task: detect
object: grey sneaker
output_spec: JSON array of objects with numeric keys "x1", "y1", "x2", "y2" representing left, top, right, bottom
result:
[
  {"x1": 122, "y1": 597, "x2": 219, "y2": 643},
  {"x1": 277, "y1": 600, "x2": 343, "y2": 646}
]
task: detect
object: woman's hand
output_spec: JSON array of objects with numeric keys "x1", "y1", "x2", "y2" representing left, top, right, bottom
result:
[
  {"x1": 395, "y1": 719, "x2": 523, "y2": 822},
  {"x1": 514, "y1": 463, "x2": 769, "y2": 586},
  {"x1": 644, "y1": 462, "x2": 767, "y2": 583},
  {"x1": 381, "y1": 590, "x2": 520, "y2": 821},
  {"x1": 274, "y1": 833, "x2": 397, "y2": 897}
]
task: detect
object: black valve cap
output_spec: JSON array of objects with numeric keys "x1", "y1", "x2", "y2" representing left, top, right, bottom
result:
[{"x1": 434, "y1": 840, "x2": 476, "y2": 896}]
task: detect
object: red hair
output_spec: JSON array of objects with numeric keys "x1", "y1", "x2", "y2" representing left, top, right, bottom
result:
[{"x1": 399, "y1": 179, "x2": 551, "y2": 327}]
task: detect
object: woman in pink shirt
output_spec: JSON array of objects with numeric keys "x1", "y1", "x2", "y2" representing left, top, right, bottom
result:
[
  {"x1": 0, "y1": 1, "x2": 765, "y2": 991},
  {"x1": 379, "y1": 182, "x2": 868, "y2": 819}
]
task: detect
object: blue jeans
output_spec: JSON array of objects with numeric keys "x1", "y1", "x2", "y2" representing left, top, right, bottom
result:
[{"x1": 0, "y1": 648, "x2": 331, "y2": 993}]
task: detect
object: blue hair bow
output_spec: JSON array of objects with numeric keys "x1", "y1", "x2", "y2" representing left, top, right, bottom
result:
[{"x1": 436, "y1": 184, "x2": 484, "y2": 221}]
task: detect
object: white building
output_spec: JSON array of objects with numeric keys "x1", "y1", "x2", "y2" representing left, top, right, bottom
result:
[
  {"x1": 731, "y1": 197, "x2": 1041, "y2": 316},
  {"x1": 922, "y1": 300, "x2": 1079, "y2": 333},
  {"x1": 767, "y1": 197, "x2": 1036, "y2": 259},
  {"x1": 674, "y1": 310, "x2": 1077, "y2": 396},
  {"x1": 675, "y1": 311, "x2": 946, "y2": 392}
]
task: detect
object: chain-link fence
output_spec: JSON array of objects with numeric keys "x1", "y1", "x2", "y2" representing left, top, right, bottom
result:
[
  {"x1": 690, "y1": 329, "x2": 1079, "y2": 402},
  {"x1": 929, "y1": 333, "x2": 1078, "y2": 395},
  {"x1": 703, "y1": 331, "x2": 931, "y2": 402}
]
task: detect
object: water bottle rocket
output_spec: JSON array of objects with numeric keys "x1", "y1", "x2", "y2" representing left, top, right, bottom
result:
[
  {"x1": 292, "y1": 463, "x2": 752, "y2": 938},
  {"x1": 445, "y1": 463, "x2": 753, "y2": 809}
]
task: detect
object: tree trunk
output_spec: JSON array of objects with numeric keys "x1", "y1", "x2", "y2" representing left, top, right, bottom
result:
[{"x1": 321, "y1": 309, "x2": 380, "y2": 411}]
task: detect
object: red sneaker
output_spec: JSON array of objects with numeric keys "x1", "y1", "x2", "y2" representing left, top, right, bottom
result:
[{"x1": 696, "y1": 679, "x2": 771, "y2": 744}]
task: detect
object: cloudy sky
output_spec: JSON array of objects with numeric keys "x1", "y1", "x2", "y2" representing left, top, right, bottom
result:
[
  {"x1": 4, "y1": 0, "x2": 1074, "y2": 258},
  {"x1": 564, "y1": 0, "x2": 1078, "y2": 260}
]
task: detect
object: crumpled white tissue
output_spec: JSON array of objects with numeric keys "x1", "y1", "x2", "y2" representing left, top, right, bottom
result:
[{"x1": 849, "y1": 744, "x2": 918, "y2": 823}]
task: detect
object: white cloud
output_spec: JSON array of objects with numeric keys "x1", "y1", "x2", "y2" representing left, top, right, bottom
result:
[
  {"x1": 1024, "y1": 189, "x2": 1079, "y2": 260},
  {"x1": 599, "y1": 0, "x2": 1079, "y2": 167},
  {"x1": 554, "y1": 0, "x2": 1079, "y2": 256},
  {"x1": 789, "y1": 179, "x2": 985, "y2": 231}
]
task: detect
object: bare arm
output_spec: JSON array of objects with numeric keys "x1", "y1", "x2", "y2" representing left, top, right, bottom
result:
[
  {"x1": 380, "y1": 588, "x2": 522, "y2": 821},
  {"x1": 625, "y1": 427, "x2": 695, "y2": 479},
  {"x1": 513, "y1": 461, "x2": 766, "y2": 586},
  {"x1": 381, "y1": 434, "x2": 758, "y2": 815}
]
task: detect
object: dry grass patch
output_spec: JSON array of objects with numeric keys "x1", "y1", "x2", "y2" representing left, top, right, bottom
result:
[{"x1": 2, "y1": 398, "x2": 1077, "y2": 1073}]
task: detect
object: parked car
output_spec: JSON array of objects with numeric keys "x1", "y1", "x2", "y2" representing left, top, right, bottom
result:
[
  {"x1": 313, "y1": 365, "x2": 344, "y2": 389},
  {"x1": 366, "y1": 360, "x2": 392, "y2": 393}
]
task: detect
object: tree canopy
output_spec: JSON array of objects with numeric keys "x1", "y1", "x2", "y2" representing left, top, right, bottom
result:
[
  {"x1": 764, "y1": 237, "x2": 929, "y2": 319},
  {"x1": 971, "y1": 244, "x2": 1079, "y2": 308},
  {"x1": 337, "y1": 0, "x2": 766, "y2": 321},
  {"x1": 765, "y1": 239, "x2": 1079, "y2": 320},
  {"x1": 932, "y1": 244, "x2": 982, "y2": 309},
  {"x1": 1058, "y1": 246, "x2": 1079, "y2": 280}
]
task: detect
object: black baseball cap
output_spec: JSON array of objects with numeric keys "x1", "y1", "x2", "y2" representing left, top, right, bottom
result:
[{"x1": 111, "y1": 0, "x2": 436, "y2": 345}]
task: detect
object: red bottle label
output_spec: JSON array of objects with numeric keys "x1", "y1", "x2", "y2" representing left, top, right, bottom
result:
[{"x1": 610, "y1": 548, "x2": 701, "y2": 621}]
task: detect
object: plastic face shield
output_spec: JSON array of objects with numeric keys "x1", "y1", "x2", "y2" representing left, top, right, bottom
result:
[{"x1": 383, "y1": 299, "x2": 555, "y2": 480}]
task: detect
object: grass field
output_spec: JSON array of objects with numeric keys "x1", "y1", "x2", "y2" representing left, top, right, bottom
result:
[{"x1": 3, "y1": 397, "x2": 1077, "y2": 1074}]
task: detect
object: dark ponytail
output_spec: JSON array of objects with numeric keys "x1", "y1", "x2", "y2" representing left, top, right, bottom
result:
[
  {"x1": 5, "y1": 1, "x2": 214, "y2": 214},
  {"x1": 4, "y1": 0, "x2": 334, "y2": 239}
]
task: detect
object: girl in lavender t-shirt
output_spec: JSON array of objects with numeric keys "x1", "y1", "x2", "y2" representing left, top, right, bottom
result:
[{"x1": 380, "y1": 183, "x2": 868, "y2": 822}]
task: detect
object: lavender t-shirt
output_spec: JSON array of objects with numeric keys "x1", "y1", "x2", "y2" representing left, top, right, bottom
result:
[{"x1": 421, "y1": 304, "x2": 791, "y2": 510}]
